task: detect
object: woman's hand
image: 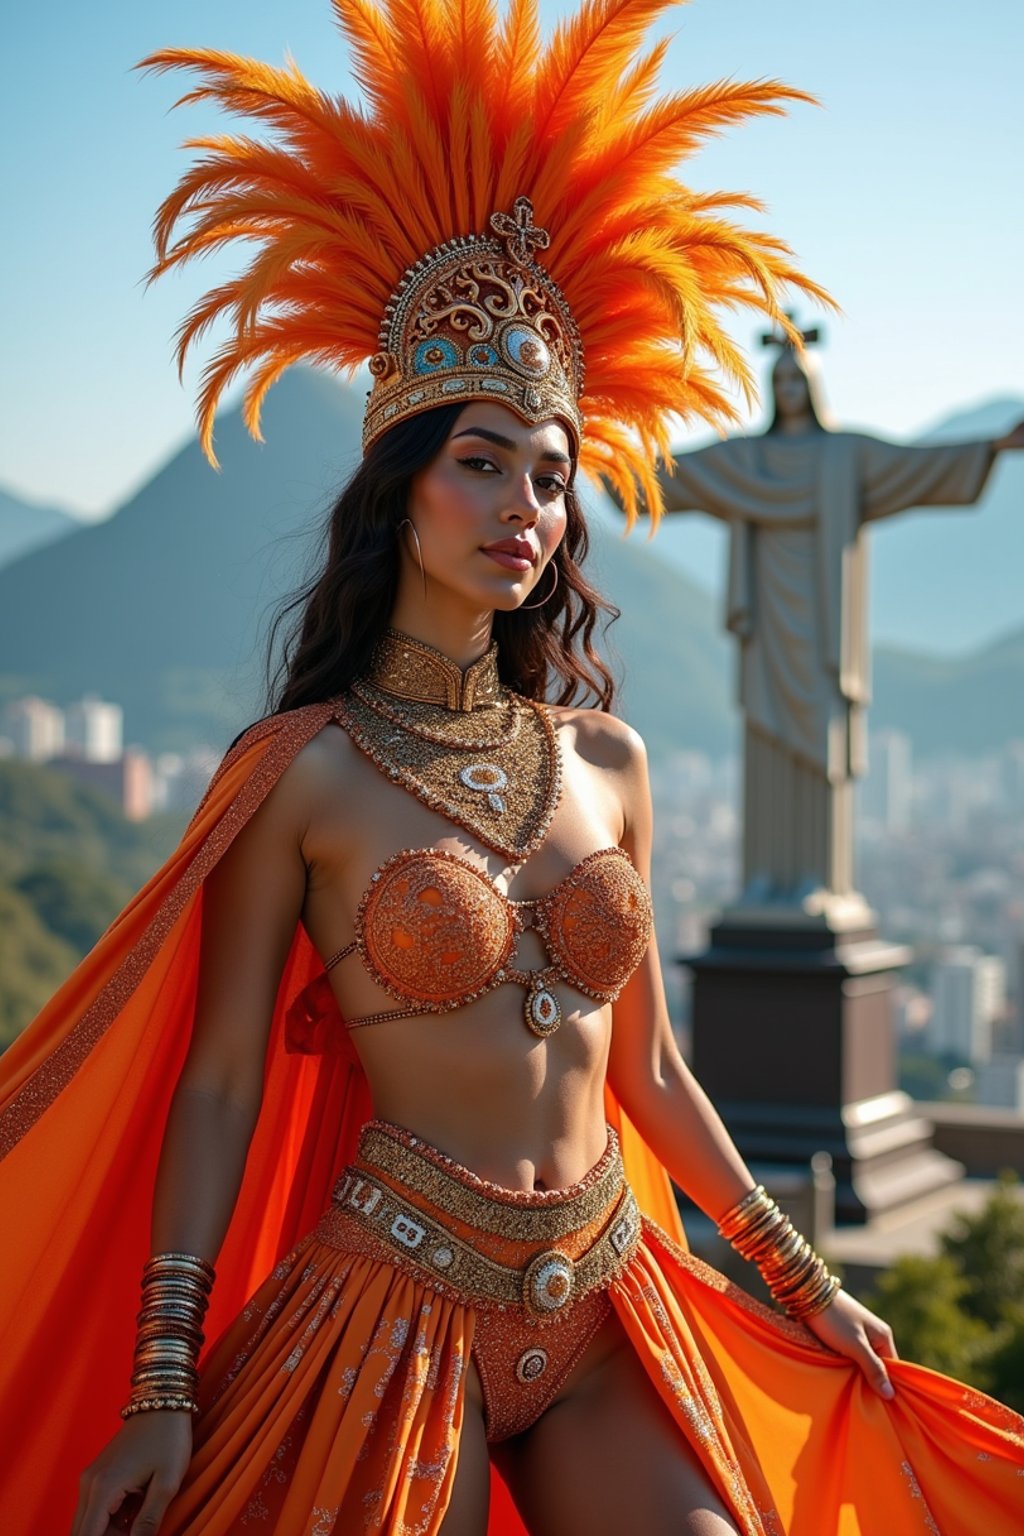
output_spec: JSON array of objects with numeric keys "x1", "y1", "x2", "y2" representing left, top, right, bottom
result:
[
  {"x1": 72, "y1": 1412, "x2": 193, "y2": 1536},
  {"x1": 803, "y1": 1288, "x2": 898, "y2": 1399}
]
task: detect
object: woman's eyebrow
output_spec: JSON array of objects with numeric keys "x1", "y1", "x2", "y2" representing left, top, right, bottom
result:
[{"x1": 451, "y1": 425, "x2": 572, "y2": 465}]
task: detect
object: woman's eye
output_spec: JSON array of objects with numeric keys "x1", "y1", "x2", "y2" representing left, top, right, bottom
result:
[{"x1": 457, "y1": 457, "x2": 565, "y2": 495}]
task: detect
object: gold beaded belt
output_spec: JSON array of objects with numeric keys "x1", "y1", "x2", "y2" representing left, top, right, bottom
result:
[{"x1": 313, "y1": 1120, "x2": 642, "y2": 1438}]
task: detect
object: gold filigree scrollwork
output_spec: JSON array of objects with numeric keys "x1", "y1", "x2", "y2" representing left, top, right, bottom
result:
[
  {"x1": 417, "y1": 266, "x2": 505, "y2": 341},
  {"x1": 472, "y1": 265, "x2": 520, "y2": 322}
]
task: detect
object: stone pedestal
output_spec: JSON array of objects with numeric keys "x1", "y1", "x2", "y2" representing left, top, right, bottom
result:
[{"x1": 683, "y1": 900, "x2": 965, "y2": 1225}]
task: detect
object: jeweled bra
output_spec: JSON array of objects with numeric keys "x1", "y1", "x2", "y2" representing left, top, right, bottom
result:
[{"x1": 325, "y1": 844, "x2": 653, "y2": 1039}]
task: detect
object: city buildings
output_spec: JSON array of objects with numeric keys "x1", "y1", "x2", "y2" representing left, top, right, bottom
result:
[
  {"x1": 928, "y1": 946, "x2": 1006, "y2": 1064},
  {"x1": 860, "y1": 728, "x2": 913, "y2": 835},
  {"x1": 0, "y1": 693, "x2": 216, "y2": 821},
  {"x1": 3, "y1": 695, "x2": 65, "y2": 761}
]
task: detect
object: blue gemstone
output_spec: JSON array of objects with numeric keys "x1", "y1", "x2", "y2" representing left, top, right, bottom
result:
[{"x1": 413, "y1": 337, "x2": 461, "y2": 374}]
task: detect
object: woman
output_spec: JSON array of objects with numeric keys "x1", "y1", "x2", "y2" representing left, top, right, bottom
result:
[{"x1": 1, "y1": 3, "x2": 1021, "y2": 1533}]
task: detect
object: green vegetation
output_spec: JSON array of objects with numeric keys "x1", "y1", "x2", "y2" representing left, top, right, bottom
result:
[
  {"x1": 0, "y1": 760, "x2": 186, "y2": 1049},
  {"x1": 898, "y1": 1048, "x2": 975, "y2": 1104},
  {"x1": 0, "y1": 885, "x2": 77, "y2": 1047},
  {"x1": 864, "y1": 1172, "x2": 1024, "y2": 1410}
]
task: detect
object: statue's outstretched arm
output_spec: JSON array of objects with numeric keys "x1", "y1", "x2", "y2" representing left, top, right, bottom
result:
[
  {"x1": 859, "y1": 432, "x2": 1002, "y2": 524},
  {"x1": 993, "y1": 418, "x2": 1024, "y2": 453}
]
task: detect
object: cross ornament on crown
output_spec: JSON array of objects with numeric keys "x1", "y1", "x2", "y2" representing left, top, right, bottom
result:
[
  {"x1": 490, "y1": 196, "x2": 551, "y2": 266},
  {"x1": 760, "y1": 311, "x2": 822, "y2": 351}
]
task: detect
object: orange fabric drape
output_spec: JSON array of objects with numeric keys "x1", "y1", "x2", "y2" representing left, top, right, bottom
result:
[{"x1": 0, "y1": 700, "x2": 1021, "y2": 1534}]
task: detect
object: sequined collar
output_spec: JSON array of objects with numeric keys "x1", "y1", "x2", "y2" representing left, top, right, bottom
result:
[{"x1": 367, "y1": 630, "x2": 502, "y2": 713}]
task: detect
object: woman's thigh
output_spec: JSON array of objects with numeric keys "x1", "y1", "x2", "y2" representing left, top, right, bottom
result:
[
  {"x1": 494, "y1": 1317, "x2": 742, "y2": 1536},
  {"x1": 438, "y1": 1358, "x2": 491, "y2": 1536}
]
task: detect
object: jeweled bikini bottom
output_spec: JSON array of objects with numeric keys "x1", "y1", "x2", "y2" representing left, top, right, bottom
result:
[{"x1": 312, "y1": 1118, "x2": 641, "y2": 1440}]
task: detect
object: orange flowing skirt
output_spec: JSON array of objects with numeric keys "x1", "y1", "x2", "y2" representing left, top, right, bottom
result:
[{"x1": 157, "y1": 1122, "x2": 1024, "y2": 1536}]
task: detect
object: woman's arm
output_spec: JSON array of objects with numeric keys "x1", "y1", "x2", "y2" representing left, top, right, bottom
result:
[
  {"x1": 605, "y1": 724, "x2": 898, "y2": 1397},
  {"x1": 606, "y1": 726, "x2": 757, "y2": 1223},
  {"x1": 73, "y1": 747, "x2": 314, "y2": 1536},
  {"x1": 151, "y1": 748, "x2": 311, "y2": 1261}
]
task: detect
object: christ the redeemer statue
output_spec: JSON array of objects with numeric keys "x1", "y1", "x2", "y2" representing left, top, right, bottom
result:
[{"x1": 645, "y1": 331, "x2": 1023, "y2": 916}]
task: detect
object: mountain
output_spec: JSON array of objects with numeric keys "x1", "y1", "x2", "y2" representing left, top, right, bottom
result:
[
  {"x1": 0, "y1": 486, "x2": 81, "y2": 569},
  {"x1": 0, "y1": 370, "x2": 733, "y2": 759},
  {"x1": 871, "y1": 627, "x2": 1024, "y2": 755},
  {"x1": 650, "y1": 396, "x2": 1024, "y2": 658}
]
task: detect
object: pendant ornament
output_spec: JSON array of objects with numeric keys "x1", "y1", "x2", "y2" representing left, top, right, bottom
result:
[
  {"x1": 524, "y1": 983, "x2": 562, "y2": 1039},
  {"x1": 459, "y1": 763, "x2": 508, "y2": 814},
  {"x1": 523, "y1": 1249, "x2": 575, "y2": 1317}
]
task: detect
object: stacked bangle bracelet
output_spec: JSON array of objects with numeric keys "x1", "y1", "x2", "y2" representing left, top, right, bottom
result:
[
  {"x1": 717, "y1": 1185, "x2": 840, "y2": 1321},
  {"x1": 120, "y1": 1251, "x2": 215, "y2": 1419}
]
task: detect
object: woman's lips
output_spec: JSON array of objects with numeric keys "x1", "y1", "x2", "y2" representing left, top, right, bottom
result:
[{"x1": 482, "y1": 548, "x2": 533, "y2": 572}]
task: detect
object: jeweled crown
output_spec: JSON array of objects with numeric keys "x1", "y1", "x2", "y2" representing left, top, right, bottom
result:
[{"x1": 362, "y1": 197, "x2": 583, "y2": 454}]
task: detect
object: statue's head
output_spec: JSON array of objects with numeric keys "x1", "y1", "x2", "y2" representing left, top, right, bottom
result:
[{"x1": 766, "y1": 347, "x2": 828, "y2": 433}]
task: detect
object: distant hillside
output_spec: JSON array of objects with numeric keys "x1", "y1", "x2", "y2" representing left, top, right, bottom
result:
[
  {"x1": 872, "y1": 627, "x2": 1024, "y2": 754},
  {"x1": 0, "y1": 759, "x2": 185, "y2": 1046},
  {"x1": 0, "y1": 371, "x2": 364, "y2": 750},
  {"x1": 651, "y1": 395, "x2": 1024, "y2": 658},
  {"x1": 0, "y1": 370, "x2": 733, "y2": 759},
  {"x1": 0, "y1": 486, "x2": 80, "y2": 568}
]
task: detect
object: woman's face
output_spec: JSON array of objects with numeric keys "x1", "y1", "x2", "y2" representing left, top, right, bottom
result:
[
  {"x1": 403, "y1": 401, "x2": 572, "y2": 614},
  {"x1": 772, "y1": 353, "x2": 812, "y2": 418}
]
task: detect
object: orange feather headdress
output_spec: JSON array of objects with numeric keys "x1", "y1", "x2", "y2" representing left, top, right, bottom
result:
[{"x1": 138, "y1": 0, "x2": 830, "y2": 523}]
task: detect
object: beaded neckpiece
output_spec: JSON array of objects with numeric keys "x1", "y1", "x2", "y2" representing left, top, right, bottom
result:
[{"x1": 336, "y1": 630, "x2": 562, "y2": 861}]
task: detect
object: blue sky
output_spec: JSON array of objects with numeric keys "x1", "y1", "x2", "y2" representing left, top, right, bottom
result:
[{"x1": 1, "y1": 0, "x2": 1020, "y2": 519}]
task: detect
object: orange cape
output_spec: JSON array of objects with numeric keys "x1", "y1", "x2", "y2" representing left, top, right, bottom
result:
[{"x1": 1, "y1": 702, "x2": 1022, "y2": 1533}]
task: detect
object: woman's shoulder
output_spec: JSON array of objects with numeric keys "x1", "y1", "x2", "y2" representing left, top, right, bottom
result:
[
  {"x1": 546, "y1": 703, "x2": 647, "y2": 774},
  {"x1": 277, "y1": 704, "x2": 364, "y2": 794},
  {"x1": 217, "y1": 696, "x2": 363, "y2": 802}
]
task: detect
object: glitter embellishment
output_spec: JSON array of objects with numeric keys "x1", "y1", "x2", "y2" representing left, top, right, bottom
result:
[
  {"x1": 354, "y1": 848, "x2": 519, "y2": 1009},
  {"x1": 609, "y1": 1205, "x2": 640, "y2": 1256},
  {"x1": 525, "y1": 984, "x2": 562, "y2": 1038},
  {"x1": 899, "y1": 1459, "x2": 941, "y2": 1535},
  {"x1": 459, "y1": 762, "x2": 508, "y2": 814},
  {"x1": 515, "y1": 1347, "x2": 549, "y2": 1384},
  {"x1": 524, "y1": 1250, "x2": 575, "y2": 1316},
  {"x1": 367, "y1": 630, "x2": 503, "y2": 713}
]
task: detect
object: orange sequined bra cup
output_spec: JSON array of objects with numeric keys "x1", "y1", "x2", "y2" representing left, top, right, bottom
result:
[{"x1": 323, "y1": 845, "x2": 653, "y2": 1039}]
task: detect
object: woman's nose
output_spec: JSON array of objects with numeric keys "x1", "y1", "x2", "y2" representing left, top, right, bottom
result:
[{"x1": 502, "y1": 475, "x2": 540, "y2": 522}]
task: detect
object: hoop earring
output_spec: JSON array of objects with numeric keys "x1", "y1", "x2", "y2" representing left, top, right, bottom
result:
[
  {"x1": 397, "y1": 518, "x2": 427, "y2": 601},
  {"x1": 520, "y1": 559, "x2": 559, "y2": 610}
]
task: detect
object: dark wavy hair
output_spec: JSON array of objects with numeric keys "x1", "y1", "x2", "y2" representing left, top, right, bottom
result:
[{"x1": 261, "y1": 403, "x2": 618, "y2": 721}]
